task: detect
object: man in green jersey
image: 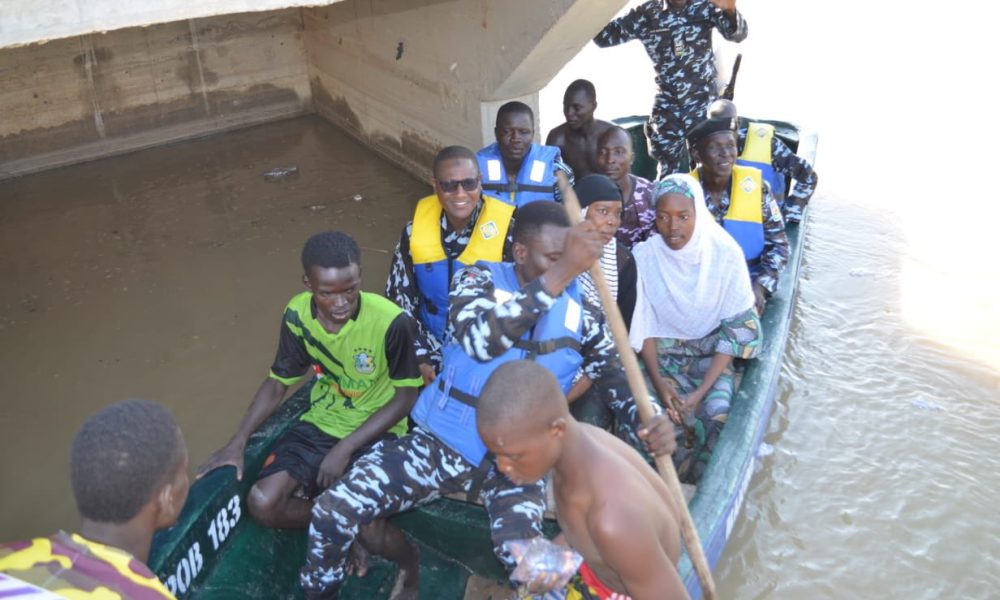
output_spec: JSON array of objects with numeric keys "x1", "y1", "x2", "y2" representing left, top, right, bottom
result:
[{"x1": 197, "y1": 231, "x2": 423, "y2": 593}]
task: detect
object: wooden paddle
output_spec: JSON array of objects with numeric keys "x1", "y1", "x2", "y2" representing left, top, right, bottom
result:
[{"x1": 556, "y1": 171, "x2": 717, "y2": 599}]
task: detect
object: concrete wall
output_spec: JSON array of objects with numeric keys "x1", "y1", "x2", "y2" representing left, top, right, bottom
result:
[
  {"x1": 1, "y1": 0, "x2": 626, "y2": 180},
  {"x1": 1, "y1": 0, "x2": 346, "y2": 49},
  {"x1": 0, "y1": 10, "x2": 312, "y2": 178},
  {"x1": 304, "y1": 0, "x2": 626, "y2": 179}
]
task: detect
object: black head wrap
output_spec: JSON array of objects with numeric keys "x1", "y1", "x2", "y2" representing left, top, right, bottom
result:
[
  {"x1": 686, "y1": 117, "x2": 738, "y2": 148},
  {"x1": 574, "y1": 174, "x2": 623, "y2": 208}
]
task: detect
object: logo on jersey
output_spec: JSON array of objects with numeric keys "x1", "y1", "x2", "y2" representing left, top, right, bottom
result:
[
  {"x1": 353, "y1": 348, "x2": 375, "y2": 375},
  {"x1": 741, "y1": 176, "x2": 757, "y2": 194}
]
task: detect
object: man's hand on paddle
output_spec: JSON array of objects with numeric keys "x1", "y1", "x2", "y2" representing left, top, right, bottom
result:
[
  {"x1": 196, "y1": 440, "x2": 246, "y2": 481},
  {"x1": 639, "y1": 414, "x2": 677, "y2": 457}
]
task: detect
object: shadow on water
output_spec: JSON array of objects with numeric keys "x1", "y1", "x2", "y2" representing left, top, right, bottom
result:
[
  {"x1": 714, "y1": 195, "x2": 1000, "y2": 599},
  {"x1": 0, "y1": 116, "x2": 426, "y2": 541}
]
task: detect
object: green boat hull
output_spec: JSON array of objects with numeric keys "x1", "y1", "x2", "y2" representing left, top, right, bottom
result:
[{"x1": 149, "y1": 117, "x2": 815, "y2": 599}]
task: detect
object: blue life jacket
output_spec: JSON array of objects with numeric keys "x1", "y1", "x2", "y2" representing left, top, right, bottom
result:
[
  {"x1": 410, "y1": 262, "x2": 585, "y2": 465},
  {"x1": 693, "y1": 165, "x2": 766, "y2": 262},
  {"x1": 477, "y1": 143, "x2": 560, "y2": 208},
  {"x1": 737, "y1": 122, "x2": 787, "y2": 201},
  {"x1": 410, "y1": 194, "x2": 514, "y2": 342}
]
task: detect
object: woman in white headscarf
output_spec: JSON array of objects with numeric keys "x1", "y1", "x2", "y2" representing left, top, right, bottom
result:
[{"x1": 630, "y1": 173, "x2": 763, "y2": 482}]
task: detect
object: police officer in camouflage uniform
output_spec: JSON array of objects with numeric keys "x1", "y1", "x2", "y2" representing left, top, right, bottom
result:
[
  {"x1": 594, "y1": 0, "x2": 748, "y2": 178},
  {"x1": 708, "y1": 98, "x2": 819, "y2": 223}
]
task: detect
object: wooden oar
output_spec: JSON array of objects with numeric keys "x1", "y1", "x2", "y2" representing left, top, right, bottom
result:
[{"x1": 556, "y1": 171, "x2": 717, "y2": 599}]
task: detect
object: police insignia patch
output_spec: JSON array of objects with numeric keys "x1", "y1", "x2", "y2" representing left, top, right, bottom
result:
[
  {"x1": 479, "y1": 220, "x2": 499, "y2": 240},
  {"x1": 741, "y1": 176, "x2": 756, "y2": 194},
  {"x1": 353, "y1": 349, "x2": 375, "y2": 374}
]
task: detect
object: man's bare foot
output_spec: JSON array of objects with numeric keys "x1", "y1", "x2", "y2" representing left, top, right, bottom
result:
[
  {"x1": 388, "y1": 549, "x2": 419, "y2": 600},
  {"x1": 346, "y1": 541, "x2": 370, "y2": 578}
]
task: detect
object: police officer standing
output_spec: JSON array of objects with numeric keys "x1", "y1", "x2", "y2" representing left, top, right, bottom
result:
[{"x1": 594, "y1": 0, "x2": 748, "y2": 178}]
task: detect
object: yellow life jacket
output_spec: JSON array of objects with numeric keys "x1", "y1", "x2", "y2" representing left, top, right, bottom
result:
[
  {"x1": 410, "y1": 194, "x2": 514, "y2": 339},
  {"x1": 692, "y1": 165, "x2": 765, "y2": 260}
]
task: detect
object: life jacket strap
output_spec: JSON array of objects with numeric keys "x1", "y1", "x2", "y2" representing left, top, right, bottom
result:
[
  {"x1": 512, "y1": 337, "x2": 582, "y2": 357},
  {"x1": 437, "y1": 378, "x2": 479, "y2": 407},
  {"x1": 482, "y1": 182, "x2": 552, "y2": 194},
  {"x1": 465, "y1": 452, "x2": 496, "y2": 502}
]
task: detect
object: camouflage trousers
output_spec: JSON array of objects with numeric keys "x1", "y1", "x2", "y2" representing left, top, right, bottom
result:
[
  {"x1": 299, "y1": 427, "x2": 545, "y2": 596},
  {"x1": 647, "y1": 91, "x2": 714, "y2": 178}
]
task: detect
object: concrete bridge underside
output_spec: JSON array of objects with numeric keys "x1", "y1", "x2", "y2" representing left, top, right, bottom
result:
[{"x1": 0, "y1": 0, "x2": 628, "y2": 179}]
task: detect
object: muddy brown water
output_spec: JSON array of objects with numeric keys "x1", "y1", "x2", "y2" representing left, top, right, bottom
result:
[
  {"x1": 4, "y1": 1, "x2": 1000, "y2": 598},
  {"x1": 0, "y1": 116, "x2": 425, "y2": 539}
]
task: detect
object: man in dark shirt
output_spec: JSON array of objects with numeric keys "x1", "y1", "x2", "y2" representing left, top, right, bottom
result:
[
  {"x1": 596, "y1": 125, "x2": 657, "y2": 248},
  {"x1": 594, "y1": 0, "x2": 748, "y2": 177}
]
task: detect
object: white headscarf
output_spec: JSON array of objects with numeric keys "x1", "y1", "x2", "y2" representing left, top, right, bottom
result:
[{"x1": 628, "y1": 174, "x2": 755, "y2": 350}]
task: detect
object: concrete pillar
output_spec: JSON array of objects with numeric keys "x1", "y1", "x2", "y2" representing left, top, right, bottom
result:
[{"x1": 304, "y1": 0, "x2": 627, "y2": 179}]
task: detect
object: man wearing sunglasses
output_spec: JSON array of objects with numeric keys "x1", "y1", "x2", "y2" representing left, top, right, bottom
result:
[
  {"x1": 386, "y1": 145, "x2": 516, "y2": 385},
  {"x1": 478, "y1": 101, "x2": 574, "y2": 207}
]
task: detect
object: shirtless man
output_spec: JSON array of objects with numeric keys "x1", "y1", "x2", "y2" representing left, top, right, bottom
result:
[
  {"x1": 477, "y1": 361, "x2": 686, "y2": 600},
  {"x1": 546, "y1": 79, "x2": 615, "y2": 178}
]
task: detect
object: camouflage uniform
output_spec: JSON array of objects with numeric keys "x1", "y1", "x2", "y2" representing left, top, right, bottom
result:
[
  {"x1": 616, "y1": 174, "x2": 657, "y2": 248},
  {"x1": 300, "y1": 267, "x2": 642, "y2": 597},
  {"x1": 0, "y1": 532, "x2": 175, "y2": 599},
  {"x1": 594, "y1": 1, "x2": 748, "y2": 177},
  {"x1": 736, "y1": 126, "x2": 818, "y2": 223},
  {"x1": 699, "y1": 175, "x2": 789, "y2": 294},
  {"x1": 385, "y1": 198, "x2": 515, "y2": 369}
]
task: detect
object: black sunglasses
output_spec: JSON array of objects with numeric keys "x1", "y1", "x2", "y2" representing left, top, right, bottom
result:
[{"x1": 437, "y1": 178, "x2": 479, "y2": 193}]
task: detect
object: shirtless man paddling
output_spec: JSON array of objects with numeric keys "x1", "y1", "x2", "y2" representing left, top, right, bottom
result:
[{"x1": 477, "y1": 360, "x2": 687, "y2": 600}]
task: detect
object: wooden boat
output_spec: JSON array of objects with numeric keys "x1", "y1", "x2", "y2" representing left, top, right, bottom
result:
[{"x1": 148, "y1": 118, "x2": 817, "y2": 600}]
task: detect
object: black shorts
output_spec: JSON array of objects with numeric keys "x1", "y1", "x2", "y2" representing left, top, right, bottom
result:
[{"x1": 257, "y1": 420, "x2": 394, "y2": 499}]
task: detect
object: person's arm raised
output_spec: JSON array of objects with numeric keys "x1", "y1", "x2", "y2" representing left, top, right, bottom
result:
[
  {"x1": 196, "y1": 377, "x2": 288, "y2": 481},
  {"x1": 539, "y1": 221, "x2": 605, "y2": 297}
]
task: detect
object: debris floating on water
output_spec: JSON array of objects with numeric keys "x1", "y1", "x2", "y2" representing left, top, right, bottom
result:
[
  {"x1": 262, "y1": 166, "x2": 299, "y2": 181},
  {"x1": 757, "y1": 442, "x2": 775, "y2": 458},
  {"x1": 308, "y1": 204, "x2": 327, "y2": 211},
  {"x1": 911, "y1": 398, "x2": 943, "y2": 412},
  {"x1": 353, "y1": 194, "x2": 363, "y2": 202}
]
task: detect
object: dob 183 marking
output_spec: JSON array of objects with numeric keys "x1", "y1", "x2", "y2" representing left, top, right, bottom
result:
[
  {"x1": 207, "y1": 494, "x2": 242, "y2": 550},
  {"x1": 165, "y1": 494, "x2": 242, "y2": 596}
]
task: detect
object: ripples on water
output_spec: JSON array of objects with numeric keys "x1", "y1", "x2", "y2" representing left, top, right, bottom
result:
[{"x1": 714, "y1": 196, "x2": 1000, "y2": 599}]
